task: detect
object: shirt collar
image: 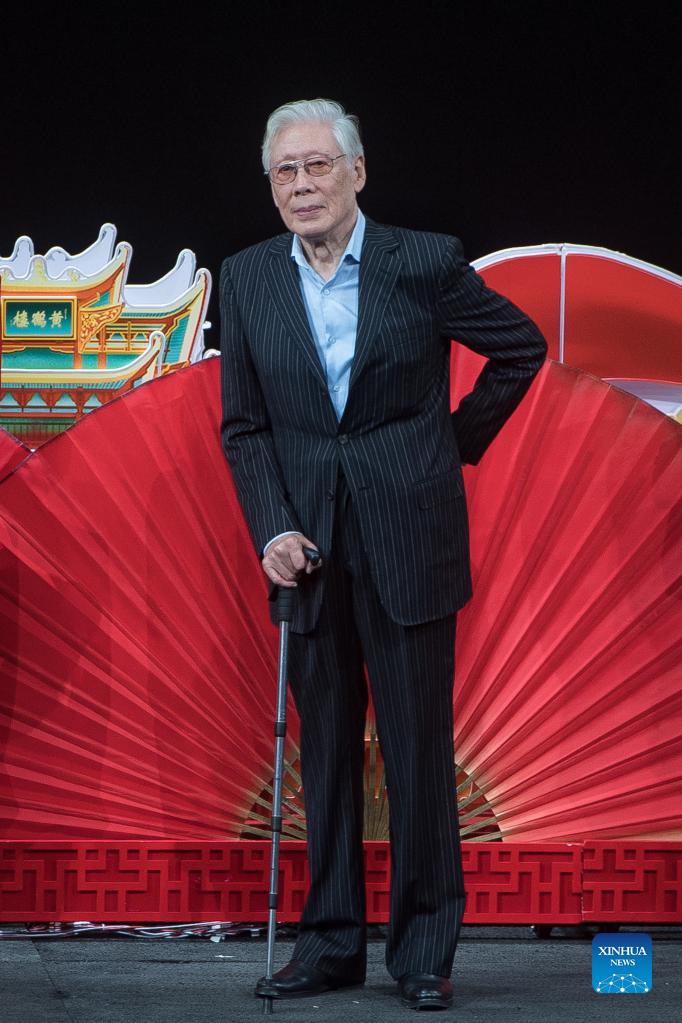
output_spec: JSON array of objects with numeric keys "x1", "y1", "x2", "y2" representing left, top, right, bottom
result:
[{"x1": 291, "y1": 208, "x2": 366, "y2": 271}]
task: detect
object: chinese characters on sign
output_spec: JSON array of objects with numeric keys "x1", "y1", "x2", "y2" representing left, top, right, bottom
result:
[
  {"x1": 11, "y1": 308, "x2": 66, "y2": 329},
  {"x1": 2, "y1": 300, "x2": 75, "y2": 340}
]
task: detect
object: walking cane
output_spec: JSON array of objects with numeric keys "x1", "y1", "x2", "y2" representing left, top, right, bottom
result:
[{"x1": 260, "y1": 546, "x2": 321, "y2": 1015}]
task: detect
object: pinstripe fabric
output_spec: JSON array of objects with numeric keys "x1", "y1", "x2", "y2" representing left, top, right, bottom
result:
[
  {"x1": 219, "y1": 216, "x2": 547, "y2": 635},
  {"x1": 286, "y1": 463, "x2": 465, "y2": 980},
  {"x1": 219, "y1": 215, "x2": 546, "y2": 982}
]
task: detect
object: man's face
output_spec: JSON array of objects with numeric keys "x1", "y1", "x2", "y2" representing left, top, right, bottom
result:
[{"x1": 268, "y1": 122, "x2": 366, "y2": 242}]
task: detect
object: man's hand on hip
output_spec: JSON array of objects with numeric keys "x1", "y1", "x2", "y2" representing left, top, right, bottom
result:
[{"x1": 261, "y1": 533, "x2": 322, "y2": 588}]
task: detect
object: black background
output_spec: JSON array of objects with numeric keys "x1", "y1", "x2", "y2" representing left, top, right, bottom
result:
[{"x1": 3, "y1": 5, "x2": 679, "y2": 349}]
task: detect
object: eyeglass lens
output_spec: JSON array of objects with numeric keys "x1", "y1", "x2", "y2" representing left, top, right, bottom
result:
[{"x1": 272, "y1": 157, "x2": 335, "y2": 183}]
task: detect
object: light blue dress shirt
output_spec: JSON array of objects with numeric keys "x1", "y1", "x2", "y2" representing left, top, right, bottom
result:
[{"x1": 263, "y1": 208, "x2": 366, "y2": 556}]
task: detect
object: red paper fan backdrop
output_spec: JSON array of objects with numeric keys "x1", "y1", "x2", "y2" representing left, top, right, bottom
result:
[
  {"x1": 0, "y1": 429, "x2": 29, "y2": 482},
  {"x1": 472, "y1": 244, "x2": 682, "y2": 383},
  {"x1": 0, "y1": 357, "x2": 680, "y2": 842}
]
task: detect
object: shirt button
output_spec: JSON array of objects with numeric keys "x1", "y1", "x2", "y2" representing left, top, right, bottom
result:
[
  {"x1": 333, "y1": 385, "x2": 339, "y2": 391},
  {"x1": 323, "y1": 288, "x2": 330, "y2": 296},
  {"x1": 328, "y1": 336, "x2": 336, "y2": 345}
]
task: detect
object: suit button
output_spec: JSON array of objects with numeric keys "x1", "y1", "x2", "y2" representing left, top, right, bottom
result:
[
  {"x1": 338, "y1": 434, "x2": 348, "y2": 445},
  {"x1": 327, "y1": 490, "x2": 335, "y2": 500}
]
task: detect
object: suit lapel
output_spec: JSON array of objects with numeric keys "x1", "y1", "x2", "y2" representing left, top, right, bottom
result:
[
  {"x1": 262, "y1": 217, "x2": 401, "y2": 408},
  {"x1": 263, "y1": 233, "x2": 328, "y2": 390},
  {"x1": 348, "y1": 217, "x2": 401, "y2": 398}
]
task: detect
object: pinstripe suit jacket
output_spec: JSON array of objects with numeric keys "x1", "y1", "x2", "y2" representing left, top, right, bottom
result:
[{"x1": 219, "y1": 215, "x2": 547, "y2": 633}]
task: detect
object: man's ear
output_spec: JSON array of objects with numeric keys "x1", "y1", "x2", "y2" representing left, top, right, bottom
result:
[
  {"x1": 353, "y1": 154, "x2": 367, "y2": 194},
  {"x1": 270, "y1": 182, "x2": 280, "y2": 209}
]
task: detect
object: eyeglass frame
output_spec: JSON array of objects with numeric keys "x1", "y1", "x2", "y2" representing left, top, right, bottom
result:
[{"x1": 265, "y1": 153, "x2": 347, "y2": 185}]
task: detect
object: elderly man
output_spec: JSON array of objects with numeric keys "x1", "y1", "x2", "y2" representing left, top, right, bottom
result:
[{"x1": 219, "y1": 98, "x2": 547, "y2": 1010}]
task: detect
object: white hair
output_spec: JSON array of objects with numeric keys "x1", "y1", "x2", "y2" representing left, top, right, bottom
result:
[{"x1": 261, "y1": 98, "x2": 364, "y2": 172}]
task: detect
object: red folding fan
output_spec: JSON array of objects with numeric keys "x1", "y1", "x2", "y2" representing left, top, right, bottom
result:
[{"x1": 0, "y1": 356, "x2": 679, "y2": 843}]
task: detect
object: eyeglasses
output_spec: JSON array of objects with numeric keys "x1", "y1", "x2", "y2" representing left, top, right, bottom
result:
[{"x1": 265, "y1": 154, "x2": 346, "y2": 185}]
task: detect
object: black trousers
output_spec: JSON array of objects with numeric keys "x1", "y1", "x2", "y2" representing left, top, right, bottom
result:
[{"x1": 286, "y1": 464, "x2": 466, "y2": 981}]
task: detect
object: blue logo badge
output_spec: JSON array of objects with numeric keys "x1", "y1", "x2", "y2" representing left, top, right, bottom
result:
[{"x1": 592, "y1": 933, "x2": 652, "y2": 993}]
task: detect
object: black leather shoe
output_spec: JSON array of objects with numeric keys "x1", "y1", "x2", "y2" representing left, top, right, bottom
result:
[
  {"x1": 255, "y1": 959, "x2": 365, "y2": 999},
  {"x1": 398, "y1": 972, "x2": 453, "y2": 1010}
]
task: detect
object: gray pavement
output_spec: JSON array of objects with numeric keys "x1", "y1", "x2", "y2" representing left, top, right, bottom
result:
[{"x1": 0, "y1": 927, "x2": 678, "y2": 1023}]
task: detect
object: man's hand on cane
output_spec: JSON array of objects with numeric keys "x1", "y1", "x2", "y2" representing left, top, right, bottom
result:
[{"x1": 262, "y1": 533, "x2": 323, "y2": 588}]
